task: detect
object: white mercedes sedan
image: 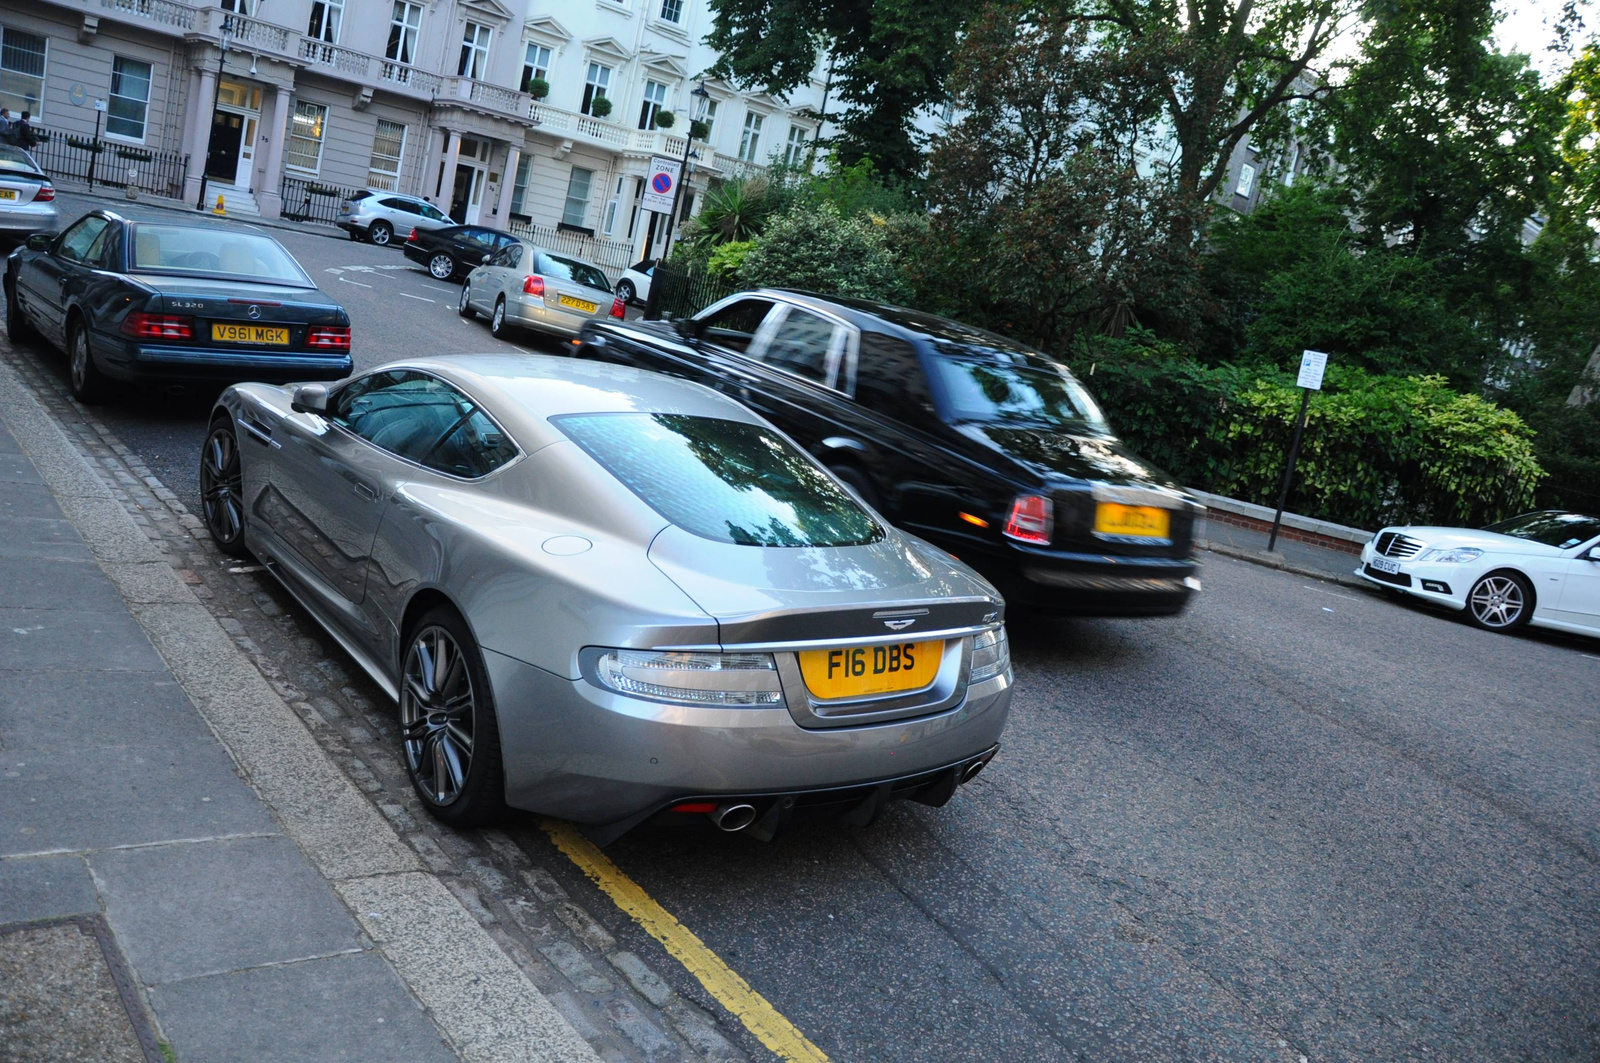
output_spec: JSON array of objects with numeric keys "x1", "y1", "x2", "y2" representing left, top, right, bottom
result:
[{"x1": 1357, "y1": 511, "x2": 1600, "y2": 636}]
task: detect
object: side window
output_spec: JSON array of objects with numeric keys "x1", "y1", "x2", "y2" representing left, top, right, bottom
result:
[
  {"x1": 696, "y1": 298, "x2": 776, "y2": 355},
  {"x1": 380, "y1": 197, "x2": 418, "y2": 215},
  {"x1": 501, "y1": 244, "x2": 524, "y2": 269},
  {"x1": 83, "y1": 225, "x2": 112, "y2": 268},
  {"x1": 332, "y1": 371, "x2": 515, "y2": 477},
  {"x1": 420, "y1": 203, "x2": 448, "y2": 221},
  {"x1": 852, "y1": 332, "x2": 933, "y2": 423},
  {"x1": 756, "y1": 307, "x2": 842, "y2": 386},
  {"x1": 56, "y1": 217, "x2": 111, "y2": 263}
]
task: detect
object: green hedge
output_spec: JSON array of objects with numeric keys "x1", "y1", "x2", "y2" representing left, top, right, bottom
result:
[{"x1": 1076, "y1": 351, "x2": 1545, "y2": 529}]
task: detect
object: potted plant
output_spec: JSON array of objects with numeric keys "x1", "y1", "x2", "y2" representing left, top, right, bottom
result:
[
  {"x1": 688, "y1": 118, "x2": 711, "y2": 141},
  {"x1": 589, "y1": 95, "x2": 612, "y2": 119},
  {"x1": 524, "y1": 76, "x2": 550, "y2": 100},
  {"x1": 653, "y1": 109, "x2": 675, "y2": 129}
]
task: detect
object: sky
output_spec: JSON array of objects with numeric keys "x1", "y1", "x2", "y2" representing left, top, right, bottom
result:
[{"x1": 1495, "y1": 0, "x2": 1588, "y2": 77}]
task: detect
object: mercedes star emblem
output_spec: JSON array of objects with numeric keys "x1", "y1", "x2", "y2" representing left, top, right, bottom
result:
[{"x1": 247, "y1": 305, "x2": 261, "y2": 319}]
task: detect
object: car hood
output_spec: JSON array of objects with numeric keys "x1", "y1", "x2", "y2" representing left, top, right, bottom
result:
[
  {"x1": 1380, "y1": 527, "x2": 1570, "y2": 555},
  {"x1": 647, "y1": 524, "x2": 1003, "y2": 647},
  {"x1": 952, "y1": 423, "x2": 1177, "y2": 488}
]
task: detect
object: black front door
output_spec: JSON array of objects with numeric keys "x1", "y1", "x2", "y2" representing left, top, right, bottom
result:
[
  {"x1": 450, "y1": 164, "x2": 474, "y2": 223},
  {"x1": 205, "y1": 111, "x2": 244, "y2": 182}
]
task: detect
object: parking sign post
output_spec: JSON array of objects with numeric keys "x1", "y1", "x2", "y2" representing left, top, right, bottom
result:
[{"x1": 1267, "y1": 350, "x2": 1328, "y2": 553}]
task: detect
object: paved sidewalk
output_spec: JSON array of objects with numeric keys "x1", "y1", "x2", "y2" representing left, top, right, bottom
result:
[
  {"x1": 0, "y1": 403, "x2": 461, "y2": 1059},
  {"x1": 1198, "y1": 517, "x2": 1368, "y2": 589}
]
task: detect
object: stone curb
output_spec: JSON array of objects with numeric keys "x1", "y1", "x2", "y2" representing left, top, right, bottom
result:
[
  {"x1": 1198, "y1": 539, "x2": 1372, "y2": 591},
  {"x1": 0, "y1": 356, "x2": 600, "y2": 1063},
  {"x1": 1187, "y1": 488, "x2": 1373, "y2": 546}
]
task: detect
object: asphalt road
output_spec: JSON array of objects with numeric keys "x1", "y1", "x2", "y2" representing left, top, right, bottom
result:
[{"x1": 8, "y1": 191, "x2": 1600, "y2": 1061}]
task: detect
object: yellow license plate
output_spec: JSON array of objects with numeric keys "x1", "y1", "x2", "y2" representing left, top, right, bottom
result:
[
  {"x1": 558, "y1": 295, "x2": 599, "y2": 313},
  {"x1": 0, "y1": 189, "x2": 16, "y2": 201},
  {"x1": 798, "y1": 641, "x2": 942, "y2": 700},
  {"x1": 211, "y1": 323, "x2": 289, "y2": 345},
  {"x1": 1094, "y1": 503, "x2": 1171, "y2": 540}
]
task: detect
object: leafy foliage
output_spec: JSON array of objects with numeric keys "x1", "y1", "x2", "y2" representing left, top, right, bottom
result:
[{"x1": 736, "y1": 203, "x2": 910, "y2": 300}]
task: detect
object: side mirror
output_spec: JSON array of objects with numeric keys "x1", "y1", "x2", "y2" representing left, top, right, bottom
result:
[
  {"x1": 26, "y1": 232, "x2": 53, "y2": 251},
  {"x1": 479, "y1": 253, "x2": 491, "y2": 265},
  {"x1": 1584, "y1": 546, "x2": 1600, "y2": 562},
  {"x1": 291, "y1": 384, "x2": 329, "y2": 415},
  {"x1": 675, "y1": 317, "x2": 704, "y2": 344}
]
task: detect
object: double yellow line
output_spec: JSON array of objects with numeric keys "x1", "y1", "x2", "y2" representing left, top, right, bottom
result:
[{"x1": 543, "y1": 820, "x2": 830, "y2": 1063}]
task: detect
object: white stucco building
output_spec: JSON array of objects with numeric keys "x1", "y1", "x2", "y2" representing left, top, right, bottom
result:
[{"x1": 2, "y1": 0, "x2": 830, "y2": 270}]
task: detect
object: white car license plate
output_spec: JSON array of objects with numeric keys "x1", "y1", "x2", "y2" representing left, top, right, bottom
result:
[{"x1": 1370, "y1": 556, "x2": 1401, "y2": 575}]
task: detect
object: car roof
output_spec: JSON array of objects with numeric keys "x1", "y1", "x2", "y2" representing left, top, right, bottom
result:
[
  {"x1": 737, "y1": 289, "x2": 1046, "y2": 355},
  {"x1": 382, "y1": 354, "x2": 762, "y2": 450}
]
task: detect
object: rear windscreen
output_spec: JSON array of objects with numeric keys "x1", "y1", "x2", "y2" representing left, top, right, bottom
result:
[
  {"x1": 128, "y1": 225, "x2": 314, "y2": 286},
  {"x1": 555, "y1": 413, "x2": 882, "y2": 547}
]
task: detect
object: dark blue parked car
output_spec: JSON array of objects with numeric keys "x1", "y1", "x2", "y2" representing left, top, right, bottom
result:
[{"x1": 4, "y1": 209, "x2": 352, "y2": 402}]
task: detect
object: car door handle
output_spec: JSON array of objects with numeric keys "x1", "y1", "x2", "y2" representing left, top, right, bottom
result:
[{"x1": 351, "y1": 480, "x2": 378, "y2": 502}]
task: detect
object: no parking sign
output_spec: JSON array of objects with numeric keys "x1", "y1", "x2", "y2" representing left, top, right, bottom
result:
[{"x1": 642, "y1": 156, "x2": 681, "y2": 215}]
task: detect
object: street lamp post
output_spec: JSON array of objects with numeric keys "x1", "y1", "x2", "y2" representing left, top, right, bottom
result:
[
  {"x1": 195, "y1": 14, "x2": 235, "y2": 210},
  {"x1": 643, "y1": 81, "x2": 711, "y2": 320}
]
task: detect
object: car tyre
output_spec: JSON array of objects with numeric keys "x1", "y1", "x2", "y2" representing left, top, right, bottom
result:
[
  {"x1": 368, "y1": 220, "x2": 394, "y2": 246},
  {"x1": 67, "y1": 318, "x2": 108, "y2": 405},
  {"x1": 1465, "y1": 571, "x2": 1533, "y2": 632},
  {"x1": 490, "y1": 296, "x2": 511, "y2": 338},
  {"x1": 458, "y1": 284, "x2": 475, "y2": 319},
  {"x1": 200, "y1": 418, "x2": 251, "y2": 558},
  {"x1": 400, "y1": 606, "x2": 506, "y2": 827},
  {"x1": 616, "y1": 279, "x2": 635, "y2": 305},
  {"x1": 5, "y1": 278, "x2": 35, "y2": 344},
  {"x1": 829, "y1": 463, "x2": 881, "y2": 512},
  {"x1": 428, "y1": 252, "x2": 456, "y2": 280}
]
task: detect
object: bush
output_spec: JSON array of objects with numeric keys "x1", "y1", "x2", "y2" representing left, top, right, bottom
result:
[
  {"x1": 706, "y1": 240, "x2": 755, "y2": 280},
  {"x1": 1074, "y1": 344, "x2": 1545, "y2": 528},
  {"x1": 653, "y1": 109, "x2": 675, "y2": 129},
  {"x1": 738, "y1": 203, "x2": 909, "y2": 301},
  {"x1": 523, "y1": 76, "x2": 550, "y2": 99},
  {"x1": 589, "y1": 96, "x2": 612, "y2": 118}
]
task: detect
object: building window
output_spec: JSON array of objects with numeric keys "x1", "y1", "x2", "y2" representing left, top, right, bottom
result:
[
  {"x1": 105, "y1": 57, "x2": 151, "y2": 141},
  {"x1": 307, "y1": 0, "x2": 343, "y2": 43},
  {"x1": 700, "y1": 98, "x2": 718, "y2": 140},
  {"x1": 521, "y1": 43, "x2": 551, "y2": 93},
  {"x1": 458, "y1": 22, "x2": 491, "y2": 80},
  {"x1": 219, "y1": 0, "x2": 252, "y2": 13},
  {"x1": 285, "y1": 101, "x2": 328, "y2": 175},
  {"x1": 367, "y1": 120, "x2": 405, "y2": 190},
  {"x1": 738, "y1": 112, "x2": 763, "y2": 163},
  {"x1": 562, "y1": 166, "x2": 592, "y2": 227},
  {"x1": 783, "y1": 125, "x2": 808, "y2": 167},
  {"x1": 386, "y1": 1, "x2": 422, "y2": 64},
  {"x1": 510, "y1": 154, "x2": 532, "y2": 215},
  {"x1": 0, "y1": 27, "x2": 47, "y2": 119},
  {"x1": 1235, "y1": 162, "x2": 1256, "y2": 198},
  {"x1": 638, "y1": 80, "x2": 668, "y2": 130},
  {"x1": 581, "y1": 63, "x2": 611, "y2": 116},
  {"x1": 659, "y1": 0, "x2": 683, "y2": 22}
]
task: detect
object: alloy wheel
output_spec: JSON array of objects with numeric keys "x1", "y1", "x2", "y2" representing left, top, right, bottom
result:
[
  {"x1": 369, "y1": 221, "x2": 393, "y2": 246},
  {"x1": 71, "y1": 329, "x2": 91, "y2": 391},
  {"x1": 492, "y1": 299, "x2": 506, "y2": 335},
  {"x1": 401, "y1": 625, "x2": 477, "y2": 807},
  {"x1": 200, "y1": 424, "x2": 246, "y2": 553},
  {"x1": 458, "y1": 284, "x2": 473, "y2": 317},
  {"x1": 429, "y1": 253, "x2": 455, "y2": 279},
  {"x1": 1468, "y1": 575, "x2": 1525, "y2": 629},
  {"x1": 617, "y1": 280, "x2": 635, "y2": 304}
]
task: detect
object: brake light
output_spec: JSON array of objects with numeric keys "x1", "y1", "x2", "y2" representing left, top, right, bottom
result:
[
  {"x1": 407, "y1": 227, "x2": 417, "y2": 241},
  {"x1": 1003, "y1": 494, "x2": 1053, "y2": 544},
  {"x1": 32, "y1": 182, "x2": 53, "y2": 202},
  {"x1": 609, "y1": 298, "x2": 625, "y2": 319},
  {"x1": 306, "y1": 326, "x2": 351, "y2": 351},
  {"x1": 120, "y1": 312, "x2": 193, "y2": 339},
  {"x1": 523, "y1": 275, "x2": 545, "y2": 296}
]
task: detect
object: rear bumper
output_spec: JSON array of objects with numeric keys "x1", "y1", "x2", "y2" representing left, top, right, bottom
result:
[
  {"x1": 483, "y1": 647, "x2": 1013, "y2": 826},
  {"x1": 950, "y1": 539, "x2": 1198, "y2": 616},
  {"x1": 505, "y1": 295, "x2": 600, "y2": 338},
  {"x1": 0, "y1": 204, "x2": 58, "y2": 235},
  {"x1": 96, "y1": 333, "x2": 352, "y2": 383}
]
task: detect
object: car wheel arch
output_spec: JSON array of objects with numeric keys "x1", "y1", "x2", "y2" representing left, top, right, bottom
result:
[{"x1": 397, "y1": 588, "x2": 481, "y2": 676}]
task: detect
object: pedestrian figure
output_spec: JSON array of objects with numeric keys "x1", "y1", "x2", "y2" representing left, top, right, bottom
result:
[
  {"x1": 12, "y1": 111, "x2": 36, "y2": 149},
  {"x1": 0, "y1": 108, "x2": 12, "y2": 144}
]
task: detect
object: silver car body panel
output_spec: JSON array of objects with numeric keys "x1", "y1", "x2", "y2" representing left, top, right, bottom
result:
[
  {"x1": 463, "y1": 240, "x2": 615, "y2": 339},
  {"x1": 214, "y1": 354, "x2": 1011, "y2": 824}
]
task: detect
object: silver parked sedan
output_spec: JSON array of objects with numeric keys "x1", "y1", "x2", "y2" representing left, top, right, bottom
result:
[
  {"x1": 0, "y1": 144, "x2": 57, "y2": 238},
  {"x1": 458, "y1": 240, "x2": 622, "y2": 341},
  {"x1": 203, "y1": 355, "x2": 1012, "y2": 840}
]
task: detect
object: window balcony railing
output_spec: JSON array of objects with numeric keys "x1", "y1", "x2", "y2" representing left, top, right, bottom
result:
[
  {"x1": 97, "y1": 0, "x2": 196, "y2": 30},
  {"x1": 437, "y1": 76, "x2": 539, "y2": 124}
]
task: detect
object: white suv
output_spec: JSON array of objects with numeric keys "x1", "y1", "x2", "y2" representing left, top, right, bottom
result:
[{"x1": 336, "y1": 191, "x2": 455, "y2": 247}]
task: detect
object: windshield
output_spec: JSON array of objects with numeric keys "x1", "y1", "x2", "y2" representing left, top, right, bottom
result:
[
  {"x1": 1483, "y1": 511, "x2": 1600, "y2": 548},
  {"x1": 0, "y1": 145, "x2": 42, "y2": 177},
  {"x1": 538, "y1": 253, "x2": 612, "y2": 293},
  {"x1": 129, "y1": 225, "x2": 314, "y2": 286},
  {"x1": 929, "y1": 344, "x2": 1109, "y2": 433},
  {"x1": 556, "y1": 413, "x2": 882, "y2": 547}
]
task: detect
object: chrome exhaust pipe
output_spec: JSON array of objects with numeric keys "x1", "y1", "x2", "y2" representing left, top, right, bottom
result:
[
  {"x1": 709, "y1": 803, "x2": 757, "y2": 832},
  {"x1": 959, "y1": 759, "x2": 987, "y2": 785}
]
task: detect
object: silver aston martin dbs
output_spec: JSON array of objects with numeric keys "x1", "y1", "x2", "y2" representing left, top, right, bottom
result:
[{"x1": 202, "y1": 355, "x2": 1012, "y2": 840}]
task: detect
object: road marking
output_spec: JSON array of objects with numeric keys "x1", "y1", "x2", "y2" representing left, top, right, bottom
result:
[
  {"x1": 1303, "y1": 585, "x2": 1363, "y2": 602},
  {"x1": 542, "y1": 820, "x2": 830, "y2": 1063},
  {"x1": 337, "y1": 276, "x2": 373, "y2": 288},
  {"x1": 397, "y1": 292, "x2": 435, "y2": 303}
]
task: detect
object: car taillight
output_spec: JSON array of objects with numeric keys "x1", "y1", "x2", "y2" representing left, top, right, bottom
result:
[
  {"x1": 120, "y1": 312, "x2": 193, "y2": 339},
  {"x1": 523, "y1": 275, "x2": 545, "y2": 296},
  {"x1": 306, "y1": 326, "x2": 352, "y2": 351},
  {"x1": 1003, "y1": 494, "x2": 1053, "y2": 544},
  {"x1": 32, "y1": 182, "x2": 53, "y2": 202},
  {"x1": 609, "y1": 298, "x2": 625, "y2": 319},
  {"x1": 407, "y1": 227, "x2": 417, "y2": 241}
]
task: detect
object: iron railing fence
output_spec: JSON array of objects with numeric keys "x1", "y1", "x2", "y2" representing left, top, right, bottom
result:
[
  {"x1": 280, "y1": 174, "x2": 360, "y2": 225},
  {"x1": 649, "y1": 261, "x2": 739, "y2": 320},
  {"x1": 506, "y1": 219, "x2": 635, "y2": 277},
  {"x1": 27, "y1": 127, "x2": 188, "y2": 199}
]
